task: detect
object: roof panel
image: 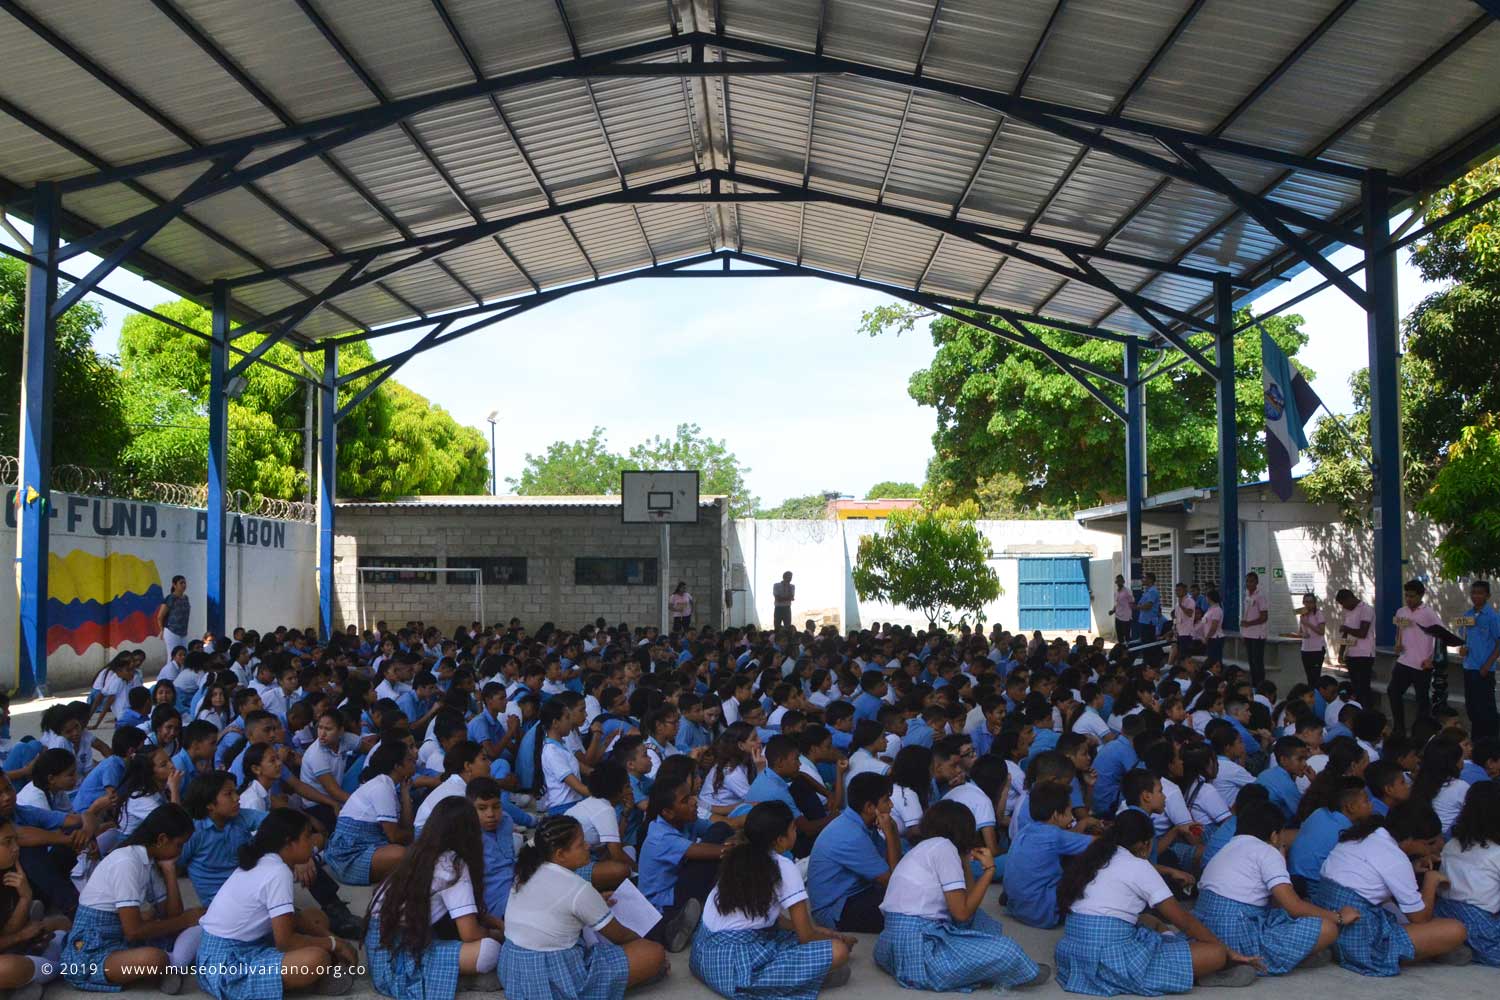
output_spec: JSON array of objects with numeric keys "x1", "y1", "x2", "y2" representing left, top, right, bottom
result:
[
  {"x1": 880, "y1": 92, "x2": 997, "y2": 215},
  {"x1": 498, "y1": 216, "x2": 594, "y2": 288},
  {"x1": 859, "y1": 215, "x2": 942, "y2": 288},
  {"x1": 806, "y1": 76, "x2": 911, "y2": 199},
  {"x1": 562, "y1": 0, "x2": 671, "y2": 55},
  {"x1": 406, "y1": 99, "x2": 551, "y2": 218},
  {"x1": 1023, "y1": 0, "x2": 1198, "y2": 114},
  {"x1": 918, "y1": 0, "x2": 1062, "y2": 96},
  {"x1": 440, "y1": 0, "x2": 575, "y2": 75},
  {"x1": 960, "y1": 121, "x2": 1082, "y2": 230},
  {"x1": 722, "y1": 75, "x2": 816, "y2": 183},
  {"x1": 735, "y1": 201, "x2": 804, "y2": 261},
  {"x1": 504, "y1": 79, "x2": 625, "y2": 199},
  {"x1": 719, "y1": 0, "x2": 821, "y2": 51},
  {"x1": 634, "y1": 202, "x2": 715, "y2": 261},
  {"x1": 916, "y1": 236, "x2": 1003, "y2": 301},
  {"x1": 821, "y1": 0, "x2": 934, "y2": 74},
  {"x1": 564, "y1": 203, "x2": 654, "y2": 275},
  {"x1": 306, "y1": 0, "x2": 474, "y2": 100},
  {"x1": 589, "y1": 75, "x2": 700, "y2": 184}
]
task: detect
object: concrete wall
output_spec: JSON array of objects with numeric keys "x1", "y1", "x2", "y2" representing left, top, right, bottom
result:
[
  {"x1": 728, "y1": 518, "x2": 1123, "y2": 635},
  {"x1": 3, "y1": 490, "x2": 317, "y2": 691},
  {"x1": 331, "y1": 501, "x2": 728, "y2": 632}
]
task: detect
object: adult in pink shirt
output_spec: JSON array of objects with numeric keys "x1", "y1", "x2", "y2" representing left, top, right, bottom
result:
[
  {"x1": 1198, "y1": 588, "x2": 1225, "y2": 666},
  {"x1": 1335, "y1": 589, "x2": 1376, "y2": 706},
  {"x1": 1296, "y1": 594, "x2": 1327, "y2": 687},
  {"x1": 1111, "y1": 575, "x2": 1134, "y2": 646},
  {"x1": 1240, "y1": 572, "x2": 1270, "y2": 686},
  {"x1": 1390, "y1": 579, "x2": 1442, "y2": 735}
]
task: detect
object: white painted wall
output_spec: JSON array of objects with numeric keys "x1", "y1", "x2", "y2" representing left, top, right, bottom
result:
[{"x1": 3, "y1": 490, "x2": 317, "y2": 691}]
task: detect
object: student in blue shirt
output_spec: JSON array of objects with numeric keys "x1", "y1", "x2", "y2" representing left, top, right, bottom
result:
[
  {"x1": 806, "y1": 771, "x2": 901, "y2": 933},
  {"x1": 1255, "y1": 737, "x2": 1309, "y2": 824},
  {"x1": 1091, "y1": 712, "x2": 1147, "y2": 815},
  {"x1": 1020, "y1": 694, "x2": 1059, "y2": 769},
  {"x1": 465, "y1": 777, "x2": 516, "y2": 925},
  {"x1": 1136, "y1": 572, "x2": 1162, "y2": 641},
  {"x1": 1004, "y1": 783, "x2": 1095, "y2": 928},
  {"x1": 171, "y1": 720, "x2": 219, "y2": 802},
  {"x1": 1363, "y1": 759, "x2": 1410, "y2": 818},
  {"x1": 673, "y1": 695, "x2": 713, "y2": 753},
  {"x1": 852, "y1": 673, "x2": 887, "y2": 723},
  {"x1": 71, "y1": 726, "x2": 146, "y2": 813},
  {"x1": 824, "y1": 702, "x2": 856, "y2": 753},
  {"x1": 467, "y1": 683, "x2": 515, "y2": 762},
  {"x1": 901, "y1": 703, "x2": 939, "y2": 750},
  {"x1": 637, "y1": 772, "x2": 730, "y2": 953},
  {"x1": 1288, "y1": 777, "x2": 1370, "y2": 897},
  {"x1": 1462, "y1": 741, "x2": 1499, "y2": 786},
  {"x1": 730, "y1": 736, "x2": 838, "y2": 857},
  {"x1": 1461, "y1": 580, "x2": 1500, "y2": 744}
]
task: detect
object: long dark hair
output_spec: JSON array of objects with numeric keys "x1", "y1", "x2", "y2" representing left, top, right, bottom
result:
[
  {"x1": 914, "y1": 799, "x2": 979, "y2": 852},
  {"x1": 514, "y1": 815, "x2": 582, "y2": 888},
  {"x1": 118, "y1": 747, "x2": 168, "y2": 800},
  {"x1": 891, "y1": 745, "x2": 934, "y2": 811},
  {"x1": 372, "y1": 797, "x2": 486, "y2": 955},
  {"x1": 238, "y1": 807, "x2": 312, "y2": 869},
  {"x1": 713, "y1": 801, "x2": 792, "y2": 921},
  {"x1": 1057, "y1": 808, "x2": 1154, "y2": 914},
  {"x1": 1410, "y1": 737, "x2": 1463, "y2": 810},
  {"x1": 707, "y1": 722, "x2": 756, "y2": 793},
  {"x1": 361, "y1": 739, "x2": 409, "y2": 784},
  {"x1": 1297, "y1": 737, "x2": 1367, "y2": 821},
  {"x1": 1179, "y1": 742, "x2": 1217, "y2": 811},
  {"x1": 530, "y1": 700, "x2": 572, "y2": 794},
  {"x1": 237, "y1": 743, "x2": 276, "y2": 793},
  {"x1": 121, "y1": 802, "x2": 193, "y2": 849},
  {"x1": 1452, "y1": 780, "x2": 1500, "y2": 851}
]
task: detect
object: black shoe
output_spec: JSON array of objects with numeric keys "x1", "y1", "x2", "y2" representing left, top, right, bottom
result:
[{"x1": 324, "y1": 901, "x2": 364, "y2": 940}]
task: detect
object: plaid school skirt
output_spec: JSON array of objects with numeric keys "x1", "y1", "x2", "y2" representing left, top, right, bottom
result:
[
  {"x1": 1309, "y1": 879, "x2": 1414, "y2": 976},
  {"x1": 1436, "y1": 897, "x2": 1499, "y2": 966},
  {"x1": 325, "y1": 817, "x2": 388, "y2": 885},
  {"x1": 875, "y1": 909, "x2": 1039, "y2": 993},
  {"x1": 62, "y1": 905, "x2": 134, "y2": 992},
  {"x1": 1054, "y1": 913, "x2": 1193, "y2": 997},
  {"x1": 690, "y1": 926, "x2": 833, "y2": 1000},
  {"x1": 1195, "y1": 889, "x2": 1323, "y2": 975},
  {"x1": 498, "y1": 938, "x2": 629, "y2": 1000},
  {"x1": 366, "y1": 918, "x2": 462, "y2": 1000},
  {"x1": 195, "y1": 929, "x2": 287, "y2": 1000}
]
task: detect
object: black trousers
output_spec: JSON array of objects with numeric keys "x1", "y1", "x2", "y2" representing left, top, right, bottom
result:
[
  {"x1": 1115, "y1": 620, "x2": 1131, "y2": 645},
  {"x1": 773, "y1": 606, "x2": 792, "y2": 631},
  {"x1": 650, "y1": 822, "x2": 733, "y2": 942},
  {"x1": 1300, "y1": 651, "x2": 1325, "y2": 688},
  {"x1": 835, "y1": 884, "x2": 886, "y2": 933},
  {"x1": 1388, "y1": 663, "x2": 1432, "y2": 736},
  {"x1": 1246, "y1": 639, "x2": 1266, "y2": 687},
  {"x1": 21, "y1": 844, "x2": 77, "y2": 917},
  {"x1": 1463, "y1": 668, "x2": 1499, "y2": 744},
  {"x1": 1345, "y1": 656, "x2": 1375, "y2": 708}
]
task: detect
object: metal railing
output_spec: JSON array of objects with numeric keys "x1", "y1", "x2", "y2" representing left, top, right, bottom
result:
[{"x1": 0, "y1": 457, "x2": 314, "y2": 522}]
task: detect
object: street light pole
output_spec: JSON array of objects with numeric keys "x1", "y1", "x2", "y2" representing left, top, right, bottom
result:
[{"x1": 485, "y1": 410, "x2": 499, "y2": 495}]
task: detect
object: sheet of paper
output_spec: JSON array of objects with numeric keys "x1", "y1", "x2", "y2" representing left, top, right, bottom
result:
[{"x1": 605, "y1": 878, "x2": 663, "y2": 937}]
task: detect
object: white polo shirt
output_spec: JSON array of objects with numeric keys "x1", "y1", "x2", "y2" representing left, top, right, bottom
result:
[
  {"x1": 565, "y1": 796, "x2": 622, "y2": 847},
  {"x1": 1070, "y1": 847, "x2": 1172, "y2": 924},
  {"x1": 77, "y1": 845, "x2": 166, "y2": 911},
  {"x1": 414, "y1": 773, "x2": 467, "y2": 834},
  {"x1": 503, "y1": 862, "x2": 613, "y2": 951},
  {"x1": 341, "y1": 773, "x2": 400, "y2": 824},
  {"x1": 1201, "y1": 835, "x2": 1291, "y2": 907},
  {"x1": 1320, "y1": 828, "x2": 1423, "y2": 913},
  {"x1": 880, "y1": 837, "x2": 967, "y2": 922},
  {"x1": 199, "y1": 853, "x2": 296, "y2": 941},
  {"x1": 372, "y1": 851, "x2": 478, "y2": 923},
  {"x1": 702, "y1": 852, "x2": 806, "y2": 932}
]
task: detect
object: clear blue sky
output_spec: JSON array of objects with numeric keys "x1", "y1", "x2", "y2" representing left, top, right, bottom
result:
[{"x1": 3, "y1": 215, "x2": 1435, "y2": 508}]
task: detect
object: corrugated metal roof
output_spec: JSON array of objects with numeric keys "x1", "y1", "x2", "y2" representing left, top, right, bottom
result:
[
  {"x1": 338, "y1": 494, "x2": 726, "y2": 509},
  {"x1": 0, "y1": 0, "x2": 1495, "y2": 343}
]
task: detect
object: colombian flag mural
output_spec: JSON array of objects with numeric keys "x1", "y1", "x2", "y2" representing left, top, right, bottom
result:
[{"x1": 46, "y1": 550, "x2": 163, "y2": 656}]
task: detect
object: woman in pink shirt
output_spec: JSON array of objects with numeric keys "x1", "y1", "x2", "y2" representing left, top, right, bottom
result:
[
  {"x1": 1390, "y1": 579, "x2": 1442, "y2": 736},
  {"x1": 1241, "y1": 572, "x2": 1270, "y2": 686},
  {"x1": 1112, "y1": 576, "x2": 1135, "y2": 646},
  {"x1": 1335, "y1": 589, "x2": 1377, "y2": 707},
  {"x1": 1296, "y1": 594, "x2": 1326, "y2": 687},
  {"x1": 1198, "y1": 589, "x2": 1225, "y2": 668}
]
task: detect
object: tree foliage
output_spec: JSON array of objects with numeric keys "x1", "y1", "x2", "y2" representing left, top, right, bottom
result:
[
  {"x1": 760, "y1": 493, "x2": 833, "y2": 519},
  {"x1": 865, "y1": 480, "x2": 920, "y2": 499},
  {"x1": 860, "y1": 303, "x2": 1310, "y2": 511},
  {"x1": 0, "y1": 257, "x2": 130, "y2": 468},
  {"x1": 628, "y1": 423, "x2": 758, "y2": 519},
  {"x1": 852, "y1": 501, "x2": 1001, "y2": 628},
  {"x1": 509, "y1": 426, "x2": 625, "y2": 496}
]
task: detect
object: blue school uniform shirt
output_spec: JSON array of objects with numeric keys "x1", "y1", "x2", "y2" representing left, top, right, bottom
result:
[
  {"x1": 1325, "y1": 723, "x2": 1353, "y2": 742},
  {"x1": 829, "y1": 728, "x2": 854, "y2": 752},
  {"x1": 1201, "y1": 815, "x2": 1237, "y2": 868},
  {"x1": 1138, "y1": 586, "x2": 1162, "y2": 627},
  {"x1": 972, "y1": 727, "x2": 994, "y2": 758},
  {"x1": 639, "y1": 816, "x2": 695, "y2": 908},
  {"x1": 480, "y1": 815, "x2": 517, "y2": 917},
  {"x1": 178, "y1": 810, "x2": 268, "y2": 906},
  {"x1": 728, "y1": 769, "x2": 800, "y2": 819},
  {"x1": 10, "y1": 803, "x2": 66, "y2": 831},
  {"x1": 171, "y1": 748, "x2": 211, "y2": 800},
  {"x1": 806, "y1": 807, "x2": 890, "y2": 925},
  {"x1": 1460, "y1": 760, "x2": 1489, "y2": 786},
  {"x1": 3, "y1": 741, "x2": 41, "y2": 775},
  {"x1": 675, "y1": 719, "x2": 711, "y2": 753},
  {"x1": 903, "y1": 718, "x2": 934, "y2": 750},
  {"x1": 1255, "y1": 765, "x2": 1302, "y2": 823},
  {"x1": 1225, "y1": 717, "x2": 1260, "y2": 756},
  {"x1": 1003, "y1": 821, "x2": 1093, "y2": 928},
  {"x1": 1092, "y1": 739, "x2": 1138, "y2": 815},
  {"x1": 1287, "y1": 808, "x2": 1351, "y2": 882},
  {"x1": 468, "y1": 709, "x2": 506, "y2": 748},
  {"x1": 852, "y1": 692, "x2": 883, "y2": 723},
  {"x1": 514, "y1": 724, "x2": 541, "y2": 791},
  {"x1": 70, "y1": 755, "x2": 126, "y2": 811},
  {"x1": 1370, "y1": 797, "x2": 1389, "y2": 817},
  {"x1": 1463, "y1": 604, "x2": 1500, "y2": 672},
  {"x1": 1023, "y1": 728, "x2": 1060, "y2": 769}
]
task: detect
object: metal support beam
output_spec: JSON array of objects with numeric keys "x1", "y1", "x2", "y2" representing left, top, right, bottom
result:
[
  {"x1": 1124, "y1": 341, "x2": 1145, "y2": 589},
  {"x1": 1214, "y1": 275, "x2": 1240, "y2": 632},
  {"x1": 1363, "y1": 171, "x2": 1404, "y2": 647},
  {"x1": 205, "y1": 281, "x2": 229, "y2": 639},
  {"x1": 17, "y1": 182, "x2": 58, "y2": 696},
  {"x1": 318, "y1": 344, "x2": 337, "y2": 641}
]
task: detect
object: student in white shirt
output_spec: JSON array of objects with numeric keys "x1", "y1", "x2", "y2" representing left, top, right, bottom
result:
[
  {"x1": 1054, "y1": 809, "x2": 1255, "y2": 994},
  {"x1": 698, "y1": 725, "x2": 759, "y2": 822},
  {"x1": 562, "y1": 760, "x2": 635, "y2": 891},
  {"x1": 1313, "y1": 806, "x2": 1469, "y2": 974},
  {"x1": 118, "y1": 746, "x2": 182, "y2": 838},
  {"x1": 1436, "y1": 781, "x2": 1500, "y2": 965},
  {"x1": 367, "y1": 797, "x2": 504, "y2": 997},
  {"x1": 60, "y1": 804, "x2": 202, "y2": 994},
  {"x1": 694, "y1": 800, "x2": 852, "y2": 995},
  {"x1": 1197, "y1": 799, "x2": 1351, "y2": 974},
  {"x1": 300, "y1": 710, "x2": 356, "y2": 807},
  {"x1": 889, "y1": 746, "x2": 933, "y2": 839},
  {"x1": 18, "y1": 748, "x2": 77, "y2": 814},
  {"x1": 414, "y1": 742, "x2": 491, "y2": 835},
  {"x1": 196, "y1": 808, "x2": 357, "y2": 999},
  {"x1": 875, "y1": 800, "x2": 1045, "y2": 991},
  {"x1": 1180, "y1": 744, "x2": 1233, "y2": 835},
  {"x1": 1207, "y1": 722, "x2": 1255, "y2": 807},
  {"x1": 498, "y1": 815, "x2": 666, "y2": 1000},
  {"x1": 237, "y1": 742, "x2": 282, "y2": 814},
  {"x1": 325, "y1": 740, "x2": 415, "y2": 886},
  {"x1": 1410, "y1": 736, "x2": 1469, "y2": 838},
  {"x1": 534, "y1": 701, "x2": 588, "y2": 815}
]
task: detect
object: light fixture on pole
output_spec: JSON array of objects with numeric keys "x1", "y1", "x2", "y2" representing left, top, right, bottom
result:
[{"x1": 485, "y1": 410, "x2": 499, "y2": 495}]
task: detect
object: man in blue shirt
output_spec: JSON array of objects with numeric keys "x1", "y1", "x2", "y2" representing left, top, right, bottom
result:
[
  {"x1": 806, "y1": 772, "x2": 901, "y2": 933},
  {"x1": 1136, "y1": 572, "x2": 1162, "y2": 642},
  {"x1": 1460, "y1": 580, "x2": 1499, "y2": 744},
  {"x1": 1004, "y1": 784, "x2": 1094, "y2": 928}
]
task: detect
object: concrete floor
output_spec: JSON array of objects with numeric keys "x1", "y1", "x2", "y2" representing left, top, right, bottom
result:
[{"x1": 13, "y1": 693, "x2": 1496, "y2": 1000}]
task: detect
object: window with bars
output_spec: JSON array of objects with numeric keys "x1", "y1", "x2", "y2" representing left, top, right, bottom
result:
[{"x1": 447, "y1": 557, "x2": 528, "y2": 586}]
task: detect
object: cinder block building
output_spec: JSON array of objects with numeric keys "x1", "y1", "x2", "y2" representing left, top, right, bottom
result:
[{"x1": 331, "y1": 496, "x2": 729, "y2": 633}]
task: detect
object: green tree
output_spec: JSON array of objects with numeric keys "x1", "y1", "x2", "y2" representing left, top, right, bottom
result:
[
  {"x1": 852, "y1": 501, "x2": 1001, "y2": 628},
  {"x1": 1422, "y1": 417, "x2": 1500, "y2": 576},
  {"x1": 861, "y1": 304, "x2": 1310, "y2": 510},
  {"x1": 116, "y1": 299, "x2": 487, "y2": 500},
  {"x1": 509, "y1": 426, "x2": 626, "y2": 495},
  {"x1": 865, "y1": 480, "x2": 920, "y2": 499},
  {"x1": 628, "y1": 422, "x2": 758, "y2": 519},
  {"x1": 760, "y1": 493, "x2": 833, "y2": 518},
  {"x1": 0, "y1": 257, "x2": 130, "y2": 468}
]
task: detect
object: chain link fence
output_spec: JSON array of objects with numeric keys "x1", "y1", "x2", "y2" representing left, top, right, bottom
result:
[{"x1": 0, "y1": 456, "x2": 314, "y2": 522}]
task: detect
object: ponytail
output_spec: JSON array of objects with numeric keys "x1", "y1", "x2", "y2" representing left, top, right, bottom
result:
[
  {"x1": 121, "y1": 802, "x2": 193, "y2": 849},
  {"x1": 238, "y1": 806, "x2": 312, "y2": 869},
  {"x1": 713, "y1": 801, "x2": 791, "y2": 920},
  {"x1": 514, "y1": 815, "x2": 581, "y2": 888},
  {"x1": 531, "y1": 700, "x2": 571, "y2": 794},
  {"x1": 1297, "y1": 736, "x2": 1366, "y2": 821},
  {"x1": 1057, "y1": 808, "x2": 1153, "y2": 915},
  {"x1": 360, "y1": 739, "x2": 408, "y2": 784}
]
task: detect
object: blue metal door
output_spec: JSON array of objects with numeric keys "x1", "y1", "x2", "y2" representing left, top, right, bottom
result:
[{"x1": 1017, "y1": 557, "x2": 1092, "y2": 631}]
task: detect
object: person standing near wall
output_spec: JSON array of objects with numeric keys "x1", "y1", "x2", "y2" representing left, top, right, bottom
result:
[
  {"x1": 772, "y1": 572, "x2": 795, "y2": 633},
  {"x1": 1390, "y1": 579, "x2": 1441, "y2": 737},
  {"x1": 1111, "y1": 576, "x2": 1134, "y2": 646},
  {"x1": 1240, "y1": 572, "x2": 1269, "y2": 687},
  {"x1": 1135, "y1": 573, "x2": 1161, "y2": 643},
  {"x1": 668, "y1": 582, "x2": 695, "y2": 634},
  {"x1": 1459, "y1": 580, "x2": 1499, "y2": 745},
  {"x1": 1335, "y1": 589, "x2": 1376, "y2": 707},
  {"x1": 156, "y1": 576, "x2": 191, "y2": 669}
]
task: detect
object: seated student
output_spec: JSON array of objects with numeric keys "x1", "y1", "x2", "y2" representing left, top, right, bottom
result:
[
  {"x1": 846, "y1": 720, "x2": 891, "y2": 784},
  {"x1": 1411, "y1": 737, "x2": 1469, "y2": 839},
  {"x1": 562, "y1": 760, "x2": 635, "y2": 891},
  {"x1": 824, "y1": 702, "x2": 856, "y2": 754},
  {"x1": 807, "y1": 772, "x2": 901, "y2": 933},
  {"x1": 414, "y1": 742, "x2": 492, "y2": 835},
  {"x1": 1054, "y1": 808, "x2": 1256, "y2": 995},
  {"x1": 1205, "y1": 721, "x2": 1253, "y2": 807},
  {"x1": 118, "y1": 745, "x2": 182, "y2": 838},
  {"x1": 1005, "y1": 784, "x2": 1095, "y2": 929},
  {"x1": 533, "y1": 701, "x2": 589, "y2": 817},
  {"x1": 1011, "y1": 751, "x2": 1086, "y2": 842},
  {"x1": 1198, "y1": 799, "x2": 1355, "y2": 975},
  {"x1": 640, "y1": 772, "x2": 731, "y2": 953},
  {"x1": 875, "y1": 799, "x2": 1047, "y2": 992},
  {"x1": 692, "y1": 800, "x2": 854, "y2": 999},
  {"x1": 790, "y1": 725, "x2": 844, "y2": 823},
  {"x1": 17, "y1": 749, "x2": 79, "y2": 814},
  {"x1": 1437, "y1": 781, "x2": 1500, "y2": 966},
  {"x1": 1255, "y1": 737, "x2": 1308, "y2": 823},
  {"x1": 1311, "y1": 802, "x2": 1470, "y2": 975},
  {"x1": 325, "y1": 740, "x2": 414, "y2": 886},
  {"x1": 888, "y1": 745, "x2": 933, "y2": 840},
  {"x1": 1365, "y1": 758, "x2": 1410, "y2": 817},
  {"x1": 171, "y1": 721, "x2": 218, "y2": 801},
  {"x1": 465, "y1": 778, "x2": 516, "y2": 925},
  {"x1": 948, "y1": 755, "x2": 1009, "y2": 863},
  {"x1": 0, "y1": 818, "x2": 66, "y2": 1000},
  {"x1": 1020, "y1": 693, "x2": 1060, "y2": 767},
  {"x1": 72, "y1": 727, "x2": 144, "y2": 815},
  {"x1": 1091, "y1": 712, "x2": 1147, "y2": 816},
  {"x1": 300, "y1": 710, "x2": 357, "y2": 810},
  {"x1": 728, "y1": 736, "x2": 834, "y2": 853},
  {"x1": 642, "y1": 706, "x2": 684, "y2": 777},
  {"x1": 699, "y1": 724, "x2": 759, "y2": 822},
  {"x1": 674, "y1": 695, "x2": 713, "y2": 753},
  {"x1": 366, "y1": 797, "x2": 504, "y2": 1000},
  {"x1": 498, "y1": 815, "x2": 667, "y2": 1000},
  {"x1": 1202, "y1": 784, "x2": 1271, "y2": 870},
  {"x1": 61, "y1": 804, "x2": 203, "y2": 995},
  {"x1": 195, "y1": 808, "x2": 357, "y2": 999},
  {"x1": 1180, "y1": 743, "x2": 1233, "y2": 841},
  {"x1": 853, "y1": 672, "x2": 887, "y2": 723}
]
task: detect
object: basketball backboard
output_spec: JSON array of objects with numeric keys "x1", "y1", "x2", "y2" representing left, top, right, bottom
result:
[{"x1": 621, "y1": 470, "x2": 700, "y2": 524}]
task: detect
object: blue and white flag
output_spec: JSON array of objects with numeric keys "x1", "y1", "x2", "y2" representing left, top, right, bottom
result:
[{"x1": 1262, "y1": 330, "x2": 1321, "y2": 501}]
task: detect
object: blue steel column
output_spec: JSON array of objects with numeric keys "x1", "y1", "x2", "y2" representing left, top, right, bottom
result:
[
  {"x1": 1363, "y1": 171, "x2": 1403, "y2": 647},
  {"x1": 319, "y1": 344, "x2": 337, "y2": 641},
  {"x1": 1215, "y1": 275, "x2": 1241, "y2": 631},
  {"x1": 17, "y1": 183, "x2": 59, "y2": 696},
  {"x1": 205, "y1": 281, "x2": 229, "y2": 639},
  {"x1": 1123, "y1": 342, "x2": 1145, "y2": 591}
]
